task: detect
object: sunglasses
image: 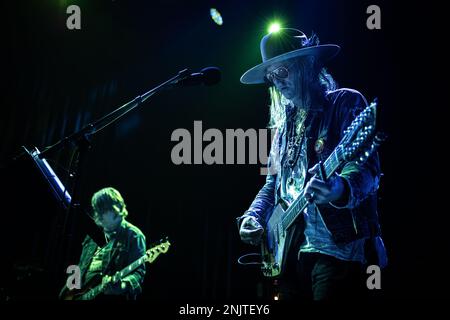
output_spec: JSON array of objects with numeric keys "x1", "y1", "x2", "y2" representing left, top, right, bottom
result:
[{"x1": 265, "y1": 66, "x2": 289, "y2": 83}]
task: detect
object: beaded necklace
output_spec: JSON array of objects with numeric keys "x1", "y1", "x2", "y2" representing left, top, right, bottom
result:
[{"x1": 284, "y1": 108, "x2": 308, "y2": 168}]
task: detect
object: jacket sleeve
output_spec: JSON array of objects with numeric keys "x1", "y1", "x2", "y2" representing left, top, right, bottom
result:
[
  {"x1": 122, "y1": 232, "x2": 146, "y2": 297},
  {"x1": 331, "y1": 89, "x2": 381, "y2": 210},
  {"x1": 236, "y1": 129, "x2": 280, "y2": 228}
]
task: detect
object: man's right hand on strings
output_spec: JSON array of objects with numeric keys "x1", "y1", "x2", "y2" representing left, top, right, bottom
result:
[{"x1": 239, "y1": 216, "x2": 264, "y2": 246}]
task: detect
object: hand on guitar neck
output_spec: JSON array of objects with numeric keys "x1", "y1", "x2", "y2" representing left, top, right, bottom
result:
[
  {"x1": 303, "y1": 163, "x2": 348, "y2": 206},
  {"x1": 102, "y1": 275, "x2": 127, "y2": 295}
]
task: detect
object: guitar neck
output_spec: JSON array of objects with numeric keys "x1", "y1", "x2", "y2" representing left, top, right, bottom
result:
[
  {"x1": 116, "y1": 254, "x2": 147, "y2": 280},
  {"x1": 281, "y1": 145, "x2": 344, "y2": 230}
]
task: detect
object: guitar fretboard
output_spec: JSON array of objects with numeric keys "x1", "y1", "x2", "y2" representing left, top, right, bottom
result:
[{"x1": 116, "y1": 255, "x2": 147, "y2": 279}]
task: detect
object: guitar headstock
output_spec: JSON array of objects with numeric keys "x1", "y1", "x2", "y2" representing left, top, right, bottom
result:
[
  {"x1": 145, "y1": 237, "x2": 171, "y2": 263},
  {"x1": 340, "y1": 100, "x2": 385, "y2": 164}
]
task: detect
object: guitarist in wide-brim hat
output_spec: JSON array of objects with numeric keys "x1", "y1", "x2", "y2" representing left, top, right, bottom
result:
[{"x1": 237, "y1": 28, "x2": 387, "y2": 300}]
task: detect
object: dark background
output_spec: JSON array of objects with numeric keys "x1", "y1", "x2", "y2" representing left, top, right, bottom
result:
[{"x1": 0, "y1": 0, "x2": 445, "y2": 302}]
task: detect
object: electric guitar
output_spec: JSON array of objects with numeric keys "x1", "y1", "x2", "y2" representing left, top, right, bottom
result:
[
  {"x1": 63, "y1": 238, "x2": 171, "y2": 300},
  {"x1": 261, "y1": 101, "x2": 384, "y2": 277}
]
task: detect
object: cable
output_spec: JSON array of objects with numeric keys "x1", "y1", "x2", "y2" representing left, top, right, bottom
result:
[{"x1": 237, "y1": 253, "x2": 263, "y2": 266}]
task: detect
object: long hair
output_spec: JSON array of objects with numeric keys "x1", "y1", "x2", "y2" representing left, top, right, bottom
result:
[
  {"x1": 91, "y1": 187, "x2": 129, "y2": 218},
  {"x1": 268, "y1": 55, "x2": 337, "y2": 133}
]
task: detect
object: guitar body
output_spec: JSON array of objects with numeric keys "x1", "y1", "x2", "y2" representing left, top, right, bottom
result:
[
  {"x1": 261, "y1": 204, "x2": 287, "y2": 277},
  {"x1": 62, "y1": 274, "x2": 102, "y2": 300},
  {"x1": 62, "y1": 289, "x2": 91, "y2": 301}
]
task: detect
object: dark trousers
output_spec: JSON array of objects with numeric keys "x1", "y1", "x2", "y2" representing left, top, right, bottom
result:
[{"x1": 277, "y1": 252, "x2": 367, "y2": 301}]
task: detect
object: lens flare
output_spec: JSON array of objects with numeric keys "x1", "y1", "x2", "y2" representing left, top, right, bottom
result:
[{"x1": 210, "y1": 8, "x2": 223, "y2": 25}]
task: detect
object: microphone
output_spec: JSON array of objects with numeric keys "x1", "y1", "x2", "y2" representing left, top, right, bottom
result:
[{"x1": 170, "y1": 67, "x2": 221, "y2": 87}]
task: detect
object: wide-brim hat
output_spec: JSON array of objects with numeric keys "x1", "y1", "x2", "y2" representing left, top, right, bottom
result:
[{"x1": 240, "y1": 28, "x2": 340, "y2": 84}]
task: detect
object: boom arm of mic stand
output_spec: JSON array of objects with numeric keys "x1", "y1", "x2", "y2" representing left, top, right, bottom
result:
[{"x1": 37, "y1": 68, "x2": 189, "y2": 159}]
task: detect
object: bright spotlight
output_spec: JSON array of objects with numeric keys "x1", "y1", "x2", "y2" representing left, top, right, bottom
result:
[{"x1": 268, "y1": 22, "x2": 281, "y2": 34}]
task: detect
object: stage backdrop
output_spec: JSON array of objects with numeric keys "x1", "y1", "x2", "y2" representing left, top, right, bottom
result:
[{"x1": 1, "y1": 0, "x2": 444, "y2": 300}]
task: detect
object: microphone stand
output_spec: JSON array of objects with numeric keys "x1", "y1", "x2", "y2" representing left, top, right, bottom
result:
[
  {"x1": 33, "y1": 68, "x2": 189, "y2": 273},
  {"x1": 38, "y1": 68, "x2": 189, "y2": 159}
]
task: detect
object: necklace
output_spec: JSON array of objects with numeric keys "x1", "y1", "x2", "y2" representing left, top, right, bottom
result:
[{"x1": 284, "y1": 108, "x2": 308, "y2": 168}]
